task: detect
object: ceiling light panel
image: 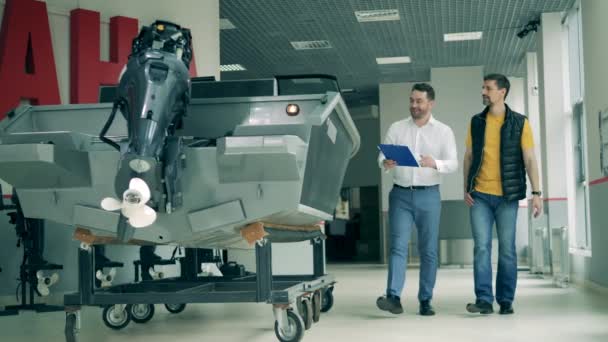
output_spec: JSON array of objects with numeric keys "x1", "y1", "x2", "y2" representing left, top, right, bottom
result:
[
  {"x1": 355, "y1": 9, "x2": 400, "y2": 22},
  {"x1": 376, "y1": 56, "x2": 411, "y2": 64},
  {"x1": 444, "y1": 31, "x2": 483, "y2": 42}
]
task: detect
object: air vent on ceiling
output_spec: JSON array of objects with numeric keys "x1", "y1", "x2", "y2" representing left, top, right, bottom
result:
[
  {"x1": 355, "y1": 9, "x2": 400, "y2": 22},
  {"x1": 291, "y1": 40, "x2": 332, "y2": 50},
  {"x1": 220, "y1": 64, "x2": 246, "y2": 72}
]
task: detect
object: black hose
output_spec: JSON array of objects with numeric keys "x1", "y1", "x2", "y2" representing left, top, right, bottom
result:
[
  {"x1": 170, "y1": 246, "x2": 179, "y2": 261},
  {"x1": 15, "y1": 282, "x2": 21, "y2": 302},
  {"x1": 99, "y1": 99, "x2": 124, "y2": 152}
]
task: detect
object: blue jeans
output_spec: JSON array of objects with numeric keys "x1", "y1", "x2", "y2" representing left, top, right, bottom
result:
[
  {"x1": 387, "y1": 185, "x2": 441, "y2": 302},
  {"x1": 470, "y1": 191, "x2": 519, "y2": 304}
]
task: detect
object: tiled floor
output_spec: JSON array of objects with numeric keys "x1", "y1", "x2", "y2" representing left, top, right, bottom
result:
[{"x1": 1, "y1": 264, "x2": 607, "y2": 342}]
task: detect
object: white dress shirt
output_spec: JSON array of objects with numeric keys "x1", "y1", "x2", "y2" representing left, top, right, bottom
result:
[{"x1": 378, "y1": 115, "x2": 458, "y2": 187}]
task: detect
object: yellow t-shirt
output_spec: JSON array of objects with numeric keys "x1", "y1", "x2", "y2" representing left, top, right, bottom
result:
[{"x1": 465, "y1": 114, "x2": 534, "y2": 196}]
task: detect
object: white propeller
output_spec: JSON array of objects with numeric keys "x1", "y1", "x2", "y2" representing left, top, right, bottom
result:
[
  {"x1": 101, "y1": 178, "x2": 157, "y2": 228},
  {"x1": 149, "y1": 267, "x2": 164, "y2": 280},
  {"x1": 96, "y1": 268, "x2": 117, "y2": 288},
  {"x1": 36, "y1": 271, "x2": 59, "y2": 297}
]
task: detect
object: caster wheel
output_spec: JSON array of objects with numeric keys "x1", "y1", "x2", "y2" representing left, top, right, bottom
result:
[
  {"x1": 128, "y1": 304, "x2": 155, "y2": 323},
  {"x1": 102, "y1": 305, "x2": 131, "y2": 330},
  {"x1": 65, "y1": 312, "x2": 79, "y2": 342},
  {"x1": 164, "y1": 303, "x2": 187, "y2": 314},
  {"x1": 312, "y1": 290, "x2": 322, "y2": 322},
  {"x1": 274, "y1": 310, "x2": 304, "y2": 342},
  {"x1": 321, "y1": 287, "x2": 334, "y2": 313},
  {"x1": 297, "y1": 298, "x2": 313, "y2": 330}
]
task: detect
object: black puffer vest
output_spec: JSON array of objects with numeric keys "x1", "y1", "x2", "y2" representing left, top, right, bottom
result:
[{"x1": 467, "y1": 104, "x2": 527, "y2": 201}]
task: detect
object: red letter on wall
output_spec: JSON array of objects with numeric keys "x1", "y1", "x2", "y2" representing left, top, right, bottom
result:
[
  {"x1": 0, "y1": 0, "x2": 61, "y2": 120},
  {"x1": 189, "y1": 50, "x2": 198, "y2": 78},
  {"x1": 70, "y1": 9, "x2": 138, "y2": 104}
]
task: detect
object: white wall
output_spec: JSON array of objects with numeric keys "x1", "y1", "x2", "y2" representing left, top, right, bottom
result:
[
  {"x1": 0, "y1": 0, "x2": 220, "y2": 296},
  {"x1": 430, "y1": 66, "x2": 484, "y2": 200},
  {"x1": 538, "y1": 12, "x2": 569, "y2": 202},
  {"x1": 579, "y1": 0, "x2": 608, "y2": 287},
  {"x1": 582, "y1": 1, "x2": 608, "y2": 182},
  {"x1": 525, "y1": 52, "x2": 544, "y2": 189},
  {"x1": 507, "y1": 77, "x2": 525, "y2": 114}
]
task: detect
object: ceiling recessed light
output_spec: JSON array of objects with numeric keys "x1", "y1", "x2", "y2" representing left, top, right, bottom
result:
[
  {"x1": 444, "y1": 31, "x2": 483, "y2": 42},
  {"x1": 291, "y1": 40, "x2": 332, "y2": 50},
  {"x1": 220, "y1": 64, "x2": 246, "y2": 72},
  {"x1": 355, "y1": 9, "x2": 400, "y2": 22},
  {"x1": 220, "y1": 18, "x2": 236, "y2": 30},
  {"x1": 376, "y1": 56, "x2": 411, "y2": 64}
]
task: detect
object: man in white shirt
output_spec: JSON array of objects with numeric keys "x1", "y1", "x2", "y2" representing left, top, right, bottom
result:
[{"x1": 376, "y1": 83, "x2": 458, "y2": 316}]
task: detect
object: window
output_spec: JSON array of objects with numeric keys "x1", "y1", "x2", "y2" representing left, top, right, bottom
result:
[
  {"x1": 599, "y1": 108, "x2": 608, "y2": 176},
  {"x1": 562, "y1": 0, "x2": 592, "y2": 254}
]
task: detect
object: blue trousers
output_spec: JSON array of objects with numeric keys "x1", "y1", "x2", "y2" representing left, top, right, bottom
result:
[
  {"x1": 470, "y1": 191, "x2": 519, "y2": 304},
  {"x1": 386, "y1": 185, "x2": 441, "y2": 301}
]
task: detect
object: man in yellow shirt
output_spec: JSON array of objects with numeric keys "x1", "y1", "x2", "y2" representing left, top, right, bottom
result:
[{"x1": 463, "y1": 74, "x2": 542, "y2": 315}]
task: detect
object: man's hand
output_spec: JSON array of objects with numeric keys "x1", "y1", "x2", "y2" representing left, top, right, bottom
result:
[
  {"x1": 532, "y1": 195, "x2": 543, "y2": 218},
  {"x1": 464, "y1": 191, "x2": 475, "y2": 207},
  {"x1": 420, "y1": 155, "x2": 437, "y2": 169},
  {"x1": 383, "y1": 159, "x2": 396, "y2": 170}
]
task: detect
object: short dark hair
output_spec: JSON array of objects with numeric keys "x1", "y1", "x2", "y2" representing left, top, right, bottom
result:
[
  {"x1": 411, "y1": 83, "x2": 435, "y2": 101},
  {"x1": 483, "y1": 73, "x2": 510, "y2": 98}
]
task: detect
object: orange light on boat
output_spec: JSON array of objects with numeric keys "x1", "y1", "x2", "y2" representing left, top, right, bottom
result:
[{"x1": 286, "y1": 104, "x2": 300, "y2": 116}]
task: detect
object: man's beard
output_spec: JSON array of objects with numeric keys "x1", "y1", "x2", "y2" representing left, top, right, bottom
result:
[
  {"x1": 410, "y1": 110, "x2": 426, "y2": 119},
  {"x1": 482, "y1": 96, "x2": 490, "y2": 106}
]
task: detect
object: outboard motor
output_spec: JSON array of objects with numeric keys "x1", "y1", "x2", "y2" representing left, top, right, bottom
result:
[{"x1": 100, "y1": 21, "x2": 193, "y2": 236}]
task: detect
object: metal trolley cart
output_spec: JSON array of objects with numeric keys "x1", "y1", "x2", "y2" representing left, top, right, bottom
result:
[{"x1": 64, "y1": 232, "x2": 335, "y2": 342}]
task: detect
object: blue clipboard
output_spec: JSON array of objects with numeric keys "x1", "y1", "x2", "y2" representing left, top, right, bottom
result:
[{"x1": 378, "y1": 144, "x2": 419, "y2": 167}]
